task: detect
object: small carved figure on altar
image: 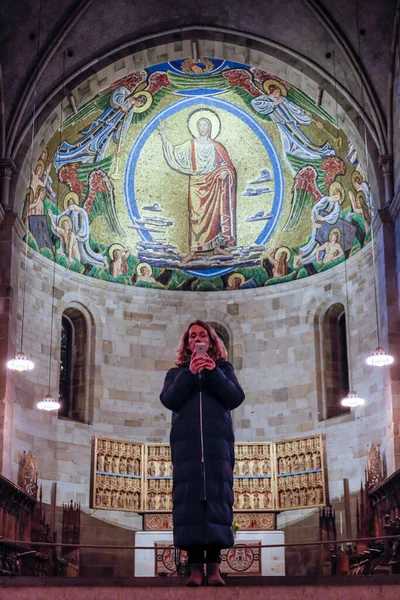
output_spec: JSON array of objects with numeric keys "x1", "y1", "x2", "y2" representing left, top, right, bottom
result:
[
  {"x1": 134, "y1": 458, "x2": 140, "y2": 475},
  {"x1": 149, "y1": 494, "x2": 156, "y2": 510},
  {"x1": 253, "y1": 492, "x2": 260, "y2": 509},
  {"x1": 287, "y1": 490, "x2": 293, "y2": 507},
  {"x1": 96, "y1": 488, "x2": 102, "y2": 505},
  {"x1": 279, "y1": 457, "x2": 285, "y2": 474},
  {"x1": 294, "y1": 489, "x2": 300, "y2": 506},
  {"x1": 300, "y1": 488, "x2": 307, "y2": 505},
  {"x1": 127, "y1": 444, "x2": 132, "y2": 454},
  {"x1": 112, "y1": 456, "x2": 119, "y2": 473},
  {"x1": 133, "y1": 492, "x2": 140, "y2": 510},
  {"x1": 159, "y1": 461, "x2": 166, "y2": 477},
  {"x1": 280, "y1": 490, "x2": 286, "y2": 508},
  {"x1": 104, "y1": 454, "x2": 112, "y2": 472},
  {"x1": 119, "y1": 491, "x2": 126, "y2": 508},
  {"x1": 299, "y1": 454, "x2": 306, "y2": 470},
  {"x1": 243, "y1": 493, "x2": 251, "y2": 509},
  {"x1": 263, "y1": 491, "x2": 270, "y2": 509},
  {"x1": 305, "y1": 453, "x2": 311, "y2": 471},
  {"x1": 97, "y1": 454, "x2": 104, "y2": 471},
  {"x1": 292, "y1": 455, "x2": 298, "y2": 471},
  {"x1": 148, "y1": 461, "x2": 156, "y2": 477},
  {"x1": 252, "y1": 461, "x2": 259, "y2": 476},
  {"x1": 287, "y1": 455, "x2": 291, "y2": 472},
  {"x1": 119, "y1": 456, "x2": 127, "y2": 473},
  {"x1": 159, "y1": 494, "x2": 166, "y2": 510},
  {"x1": 127, "y1": 457, "x2": 134, "y2": 474},
  {"x1": 111, "y1": 490, "x2": 118, "y2": 508},
  {"x1": 262, "y1": 458, "x2": 270, "y2": 475},
  {"x1": 103, "y1": 488, "x2": 110, "y2": 506},
  {"x1": 127, "y1": 492, "x2": 133, "y2": 508},
  {"x1": 310, "y1": 487, "x2": 316, "y2": 505},
  {"x1": 314, "y1": 453, "x2": 321, "y2": 469},
  {"x1": 318, "y1": 487, "x2": 324, "y2": 503},
  {"x1": 242, "y1": 460, "x2": 250, "y2": 475}
]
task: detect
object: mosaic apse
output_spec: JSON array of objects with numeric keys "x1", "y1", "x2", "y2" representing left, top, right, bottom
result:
[{"x1": 22, "y1": 58, "x2": 373, "y2": 291}]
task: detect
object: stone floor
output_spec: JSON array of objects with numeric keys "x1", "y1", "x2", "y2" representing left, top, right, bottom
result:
[{"x1": 2, "y1": 577, "x2": 400, "y2": 599}]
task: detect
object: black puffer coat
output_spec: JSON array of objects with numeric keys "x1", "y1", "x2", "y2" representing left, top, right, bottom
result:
[{"x1": 160, "y1": 360, "x2": 245, "y2": 550}]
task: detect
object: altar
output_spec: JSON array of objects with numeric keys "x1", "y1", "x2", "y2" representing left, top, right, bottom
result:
[{"x1": 134, "y1": 530, "x2": 285, "y2": 577}]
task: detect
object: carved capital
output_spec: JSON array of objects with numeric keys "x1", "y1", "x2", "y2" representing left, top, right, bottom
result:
[
  {"x1": 0, "y1": 159, "x2": 16, "y2": 179},
  {"x1": 379, "y1": 154, "x2": 393, "y2": 175}
]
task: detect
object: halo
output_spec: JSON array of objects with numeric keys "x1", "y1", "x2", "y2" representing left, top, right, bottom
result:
[
  {"x1": 58, "y1": 215, "x2": 72, "y2": 229},
  {"x1": 228, "y1": 273, "x2": 245, "y2": 288},
  {"x1": 188, "y1": 108, "x2": 221, "y2": 140},
  {"x1": 108, "y1": 243, "x2": 124, "y2": 259},
  {"x1": 329, "y1": 181, "x2": 345, "y2": 204},
  {"x1": 63, "y1": 191, "x2": 80, "y2": 209},
  {"x1": 329, "y1": 227, "x2": 341, "y2": 242},
  {"x1": 35, "y1": 159, "x2": 45, "y2": 173},
  {"x1": 351, "y1": 170, "x2": 364, "y2": 188},
  {"x1": 136, "y1": 262, "x2": 153, "y2": 275},
  {"x1": 274, "y1": 246, "x2": 291, "y2": 261},
  {"x1": 356, "y1": 191, "x2": 366, "y2": 207},
  {"x1": 262, "y1": 79, "x2": 288, "y2": 97},
  {"x1": 40, "y1": 147, "x2": 49, "y2": 162},
  {"x1": 25, "y1": 187, "x2": 34, "y2": 203},
  {"x1": 132, "y1": 90, "x2": 153, "y2": 114}
]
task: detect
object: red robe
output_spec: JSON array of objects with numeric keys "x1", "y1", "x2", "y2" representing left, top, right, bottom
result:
[{"x1": 188, "y1": 139, "x2": 237, "y2": 252}]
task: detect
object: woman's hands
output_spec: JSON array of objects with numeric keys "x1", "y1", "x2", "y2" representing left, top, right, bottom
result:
[{"x1": 189, "y1": 351, "x2": 216, "y2": 375}]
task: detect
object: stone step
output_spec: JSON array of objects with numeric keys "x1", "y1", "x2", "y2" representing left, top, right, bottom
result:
[{"x1": 1, "y1": 577, "x2": 400, "y2": 599}]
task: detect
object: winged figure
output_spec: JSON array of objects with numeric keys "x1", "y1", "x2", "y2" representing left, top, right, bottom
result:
[
  {"x1": 58, "y1": 162, "x2": 125, "y2": 237},
  {"x1": 54, "y1": 70, "x2": 170, "y2": 169},
  {"x1": 283, "y1": 156, "x2": 347, "y2": 265},
  {"x1": 283, "y1": 156, "x2": 346, "y2": 231}
]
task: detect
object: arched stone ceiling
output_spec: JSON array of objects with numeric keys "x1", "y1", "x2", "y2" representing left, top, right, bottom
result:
[
  {"x1": 1, "y1": 0, "x2": 398, "y2": 165},
  {"x1": 17, "y1": 53, "x2": 373, "y2": 291}
]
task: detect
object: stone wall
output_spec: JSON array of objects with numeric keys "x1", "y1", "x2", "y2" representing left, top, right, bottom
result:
[{"x1": 9, "y1": 239, "x2": 386, "y2": 575}]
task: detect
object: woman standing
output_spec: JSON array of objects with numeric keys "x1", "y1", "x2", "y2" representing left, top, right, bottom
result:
[{"x1": 160, "y1": 320, "x2": 245, "y2": 586}]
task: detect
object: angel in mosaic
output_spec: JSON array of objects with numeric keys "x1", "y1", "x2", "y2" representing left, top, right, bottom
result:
[{"x1": 251, "y1": 80, "x2": 334, "y2": 163}]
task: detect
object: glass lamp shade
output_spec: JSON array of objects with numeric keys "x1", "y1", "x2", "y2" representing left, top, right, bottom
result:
[
  {"x1": 340, "y1": 391, "x2": 365, "y2": 408},
  {"x1": 366, "y1": 346, "x2": 394, "y2": 367},
  {"x1": 37, "y1": 393, "x2": 61, "y2": 411},
  {"x1": 7, "y1": 352, "x2": 34, "y2": 372}
]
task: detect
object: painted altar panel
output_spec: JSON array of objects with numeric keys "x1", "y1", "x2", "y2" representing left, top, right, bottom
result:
[{"x1": 21, "y1": 57, "x2": 372, "y2": 292}]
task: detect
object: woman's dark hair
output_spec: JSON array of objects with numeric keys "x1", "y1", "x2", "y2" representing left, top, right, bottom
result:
[{"x1": 175, "y1": 320, "x2": 228, "y2": 366}]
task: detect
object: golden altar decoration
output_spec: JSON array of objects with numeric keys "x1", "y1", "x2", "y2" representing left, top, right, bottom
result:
[{"x1": 91, "y1": 434, "x2": 327, "y2": 522}]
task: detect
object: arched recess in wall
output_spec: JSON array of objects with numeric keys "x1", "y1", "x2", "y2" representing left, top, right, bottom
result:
[
  {"x1": 57, "y1": 302, "x2": 96, "y2": 424},
  {"x1": 314, "y1": 302, "x2": 351, "y2": 421},
  {"x1": 209, "y1": 321, "x2": 232, "y2": 362}
]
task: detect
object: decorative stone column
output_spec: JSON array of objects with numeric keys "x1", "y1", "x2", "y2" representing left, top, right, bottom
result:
[
  {"x1": 0, "y1": 212, "x2": 25, "y2": 477},
  {"x1": 0, "y1": 158, "x2": 16, "y2": 214},
  {"x1": 376, "y1": 152, "x2": 400, "y2": 473}
]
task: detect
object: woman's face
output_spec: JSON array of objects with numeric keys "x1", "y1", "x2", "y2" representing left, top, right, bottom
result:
[{"x1": 187, "y1": 324, "x2": 211, "y2": 353}]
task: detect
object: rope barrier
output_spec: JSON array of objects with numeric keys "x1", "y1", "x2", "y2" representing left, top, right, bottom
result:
[{"x1": 1, "y1": 533, "x2": 399, "y2": 551}]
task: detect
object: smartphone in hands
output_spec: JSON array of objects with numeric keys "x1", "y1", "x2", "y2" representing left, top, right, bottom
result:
[{"x1": 195, "y1": 342, "x2": 208, "y2": 357}]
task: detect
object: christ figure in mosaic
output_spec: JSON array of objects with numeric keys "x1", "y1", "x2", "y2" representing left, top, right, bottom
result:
[{"x1": 158, "y1": 113, "x2": 237, "y2": 265}]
